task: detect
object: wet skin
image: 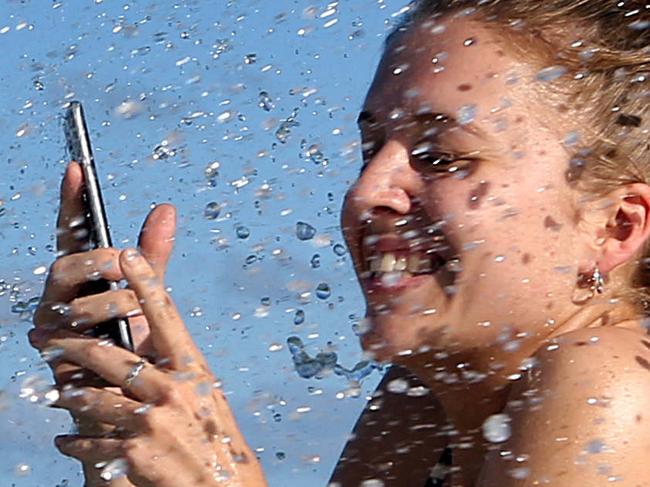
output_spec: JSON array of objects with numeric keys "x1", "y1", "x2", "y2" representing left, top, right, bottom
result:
[{"x1": 339, "y1": 12, "x2": 650, "y2": 486}]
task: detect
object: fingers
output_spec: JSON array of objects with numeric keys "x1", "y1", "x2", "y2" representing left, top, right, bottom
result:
[
  {"x1": 137, "y1": 204, "x2": 176, "y2": 280},
  {"x1": 35, "y1": 248, "x2": 124, "y2": 313},
  {"x1": 37, "y1": 289, "x2": 143, "y2": 333},
  {"x1": 119, "y1": 248, "x2": 207, "y2": 373},
  {"x1": 54, "y1": 386, "x2": 144, "y2": 431},
  {"x1": 55, "y1": 435, "x2": 125, "y2": 464},
  {"x1": 42, "y1": 332, "x2": 168, "y2": 403},
  {"x1": 56, "y1": 161, "x2": 87, "y2": 256}
]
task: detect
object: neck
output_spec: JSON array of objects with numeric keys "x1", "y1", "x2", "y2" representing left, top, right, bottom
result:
[{"x1": 397, "y1": 299, "x2": 640, "y2": 484}]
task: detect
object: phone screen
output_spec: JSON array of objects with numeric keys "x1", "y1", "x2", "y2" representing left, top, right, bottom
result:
[{"x1": 63, "y1": 101, "x2": 134, "y2": 351}]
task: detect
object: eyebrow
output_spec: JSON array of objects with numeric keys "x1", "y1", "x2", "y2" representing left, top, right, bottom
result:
[{"x1": 356, "y1": 110, "x2": 489, "y2": 140}]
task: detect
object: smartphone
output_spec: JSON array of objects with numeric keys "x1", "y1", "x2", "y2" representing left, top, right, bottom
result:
[{"x1": 63, "y1": 101, "x2": 134, "y2": 351}]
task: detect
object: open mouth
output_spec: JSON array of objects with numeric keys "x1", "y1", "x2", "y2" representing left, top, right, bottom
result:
[{"x1": 359, "y1": 230, "x2": 459, "y2": 293}]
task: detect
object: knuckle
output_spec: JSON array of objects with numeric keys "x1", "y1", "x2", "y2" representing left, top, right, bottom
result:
[
  {"x1": 140, "y1": 407, "x2": 165, "y2": 430},
  {"x1": 162, "y1": 386, "x2": 186, "y2": 408},
  {"x1": 49, "y1": 258, "x2": 67, "y2": 281},
  {"x1": 121, "y1": 437, "x2": 142, "y2": 460},
  {"x1": 84, "y1": 341, "x2": 106, "y2": 362},
  {"x1": 126, "y1": 289, "x2": 141, "y2": 307}
]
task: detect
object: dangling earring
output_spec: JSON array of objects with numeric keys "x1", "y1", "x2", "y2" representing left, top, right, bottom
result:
[
  {"x1": 590, "y1": 265, "x2": 605, "y2": 295},
  {"x1": 572, "y1": 264, "x2": 606, "y2": 304}
]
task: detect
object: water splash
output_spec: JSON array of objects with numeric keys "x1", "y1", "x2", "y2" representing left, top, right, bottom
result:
[
  {"x1": 286, "y1": 336, "x2": 381, "y2": 382},
  {"x1": 275, "y1": 109, "x2": 300, "y2": 143},
  {"x1": 19, "y1": 375, "x2": 59, "y2": 406},
  {"x1": 99, "y1": 458, "x2": 128, "y2": 481},
  {"x1": 11, "y1": 296, "x2": 40, "y2": 320}
]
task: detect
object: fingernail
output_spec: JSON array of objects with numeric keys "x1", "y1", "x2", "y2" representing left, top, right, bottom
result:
[
  {"x1": 54, "y1": 435, "x2": 67, "y2": 446},
  {"x1": 124, "y1": 248, "x2": 141, "y2": 262},
  {"x1": 125, "y1": 308, "x2": 143, "y2": 317}
]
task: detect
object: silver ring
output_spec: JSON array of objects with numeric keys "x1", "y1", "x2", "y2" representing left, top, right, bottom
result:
[{"x1": 123, "y1": 358, "x2": 147, "y2": 388}]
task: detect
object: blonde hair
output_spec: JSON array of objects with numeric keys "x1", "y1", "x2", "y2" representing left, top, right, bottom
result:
[{"x1": 386, "y1": 0, "x2": 650, "y2": 313}]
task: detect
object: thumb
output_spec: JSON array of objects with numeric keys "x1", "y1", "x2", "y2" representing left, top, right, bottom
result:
[{"x1": 136, "y1": 203, "x2": 176, "y2": 279}]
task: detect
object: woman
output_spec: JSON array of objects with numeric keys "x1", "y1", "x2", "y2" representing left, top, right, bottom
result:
[{"x1": 29, "y1": 0, "x2": 650, "y2": 485}]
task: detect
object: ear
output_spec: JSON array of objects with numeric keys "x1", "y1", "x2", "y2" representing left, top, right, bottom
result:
[{"x1": 595, "y1": 183, "x2": 650, "y2": 275}]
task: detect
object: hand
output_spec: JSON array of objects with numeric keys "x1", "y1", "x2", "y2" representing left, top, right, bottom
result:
[
  {"x1": 30, "y1": 248, "x2": 268, "y2": 487},
  {"x1": 30, "y1": 160, "x2": 175, "y2": 486}
]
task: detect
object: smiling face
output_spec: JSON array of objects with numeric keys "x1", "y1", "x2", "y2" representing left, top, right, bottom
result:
[{"x1": 341, "y1": 14, "x2": 593, "y2": 363}]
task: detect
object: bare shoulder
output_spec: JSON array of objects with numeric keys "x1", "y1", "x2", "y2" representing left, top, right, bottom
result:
[{"x1": 477, "y1": 325, "x2": 650, "y2": 486}]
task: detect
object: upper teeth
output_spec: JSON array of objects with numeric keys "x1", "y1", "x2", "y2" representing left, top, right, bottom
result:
[{"x1": 368, "y1": 252, "x2": 436, "y2": 274}]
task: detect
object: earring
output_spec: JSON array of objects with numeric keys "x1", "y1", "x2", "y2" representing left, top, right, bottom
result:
[
  {"x1": 590, "y1": 265, "x2": 605, "y2": 294},
  {"x1": 572, "y1": 264, "x2": 606, "y2": 304}
]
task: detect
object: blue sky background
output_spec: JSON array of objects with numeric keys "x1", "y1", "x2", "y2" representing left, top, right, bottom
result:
[{"x1": 0, "y1": 0, "x2": 412, "y2": 485}]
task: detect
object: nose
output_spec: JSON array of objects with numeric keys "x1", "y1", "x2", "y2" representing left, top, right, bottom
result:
[{"x1": 345, "y1": 139, "x2": 420, "y2": 218}]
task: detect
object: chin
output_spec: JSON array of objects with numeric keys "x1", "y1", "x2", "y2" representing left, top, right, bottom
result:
[
  {"x1": 359, "y1": 314, "x2": 424, "y2": 363},
  {"x1": 359, "y1": 309, "x2": 457, "y2": 364}
]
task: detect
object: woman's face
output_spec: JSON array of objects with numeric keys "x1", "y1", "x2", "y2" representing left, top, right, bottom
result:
[{"x1": 342, "y1": 15, "x2": 589, "y2": 362}]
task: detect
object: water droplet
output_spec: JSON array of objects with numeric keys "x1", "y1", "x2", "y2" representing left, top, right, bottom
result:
[
  {"x1": 152, "y1": 142, "x2": 176, "y2": 160},
  {"x1": 217, "y1": 110, "x2": 233, "y2": 123},
  {"x1": 15, "y1": 124, "x2": 30, "y2": 137},
  {"x1": 585, "y1": 439, "x2": 606, "y2": 454},
  {"x1": 296, "y1": 221, "x2": 316, "y2": 240},
  {"x1": 307, "y1": 144, "x2": 328, "y2": 165},
  {"x1": 32, "y1": 265, "x2": 47, "y2": 275},
  {"x1": 392, "y1": 63, "x2": 409, "y2": 75},
  {"x1": 204, "y1": 161, "x2": 220, "y2": 186},
  {"x1": 508, "y1": 467, "x2": 530, "y2": 479},
  {"x1": 236, "y1": 226, "x2": 250, "y2": 239},
  {"x1": 482, "y1": 413, "x2": 511, "y2": 442},
  {"x1": 258, "y1": 91, "x2": 274, "y2": 111},
  {"x1": 445, "y1": 257, "x2": 463, "y2": 273},
  {"x1": 458, "y1": 104, "x2": 477, "y2": 125},
  {"x1": 352, "y1": 318, "x2": 371, "y2": 335},
  {"x1": 310, "y1": 254, "x2": 321, "y2": 268},
  {"x1": 315, "y1": 283, "x2": 331, "y2": 299},
  {"x1": 33, "y1": 79, "x2": 44, "y2": 91},
  {"x1": 212, "y1": 38, "x2": 232, "y2": 59},
  {"x1": 40, "y1": 346, "x2": 65, "y2": 362},
  {"x1": 19, "y1": 375, "x2": 59, "y2": 406},
  {"x1": 99, "y1": 458, "x2": 129, "y2": 481},
  {"x1": 114, "y1": 99, "x2": 143, "y2": 119},
  {"x1": 386, "y1": 378, "x2": 409, "y2": 394},
  {"x1": 275, "y1": 110, "x2": 300, "y2": 143},
  {"x1": 629, "y1": 19, "x2": 650, "y2": 30},
  {"x1": 535, "y1": 65, "x2": 568, "y2": 82},
  {"x1": 204, "y1": 202, "x2": 222, "y2": 220},
  {"x1": 276, "y1": 451, "x2": 286, "y2": 460},
  {"x1": 463, "y1": 37, "x2": 475, "y2": 46},
  {"x1": 14, "y1": 463, "x2": 31, "y2": 476},
  {"x1": 360, "y1": 480, "x2": 385, "y2": 487},
  {"x1": 293, "y1": 309, "x2": 305, "y2": 325},
  {"x1": 333, "y1": 243, "x2": 346, "y2": 256}
]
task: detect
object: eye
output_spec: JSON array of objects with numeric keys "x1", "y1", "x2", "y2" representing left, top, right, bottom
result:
[{"x1": 409, "y1": 140, "x2": 477, "y2": 175}]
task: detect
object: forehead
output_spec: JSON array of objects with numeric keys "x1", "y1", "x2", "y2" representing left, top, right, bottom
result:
[{"x1": 362, "y1": 16, "x2": 528, "y2": 131}]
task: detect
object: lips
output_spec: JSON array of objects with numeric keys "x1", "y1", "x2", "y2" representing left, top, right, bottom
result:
[{"x1": 358, "y1": 230, "x2": 456, "y2": 293}]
